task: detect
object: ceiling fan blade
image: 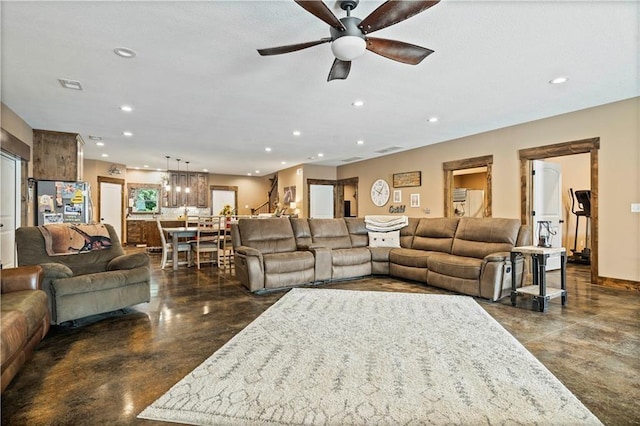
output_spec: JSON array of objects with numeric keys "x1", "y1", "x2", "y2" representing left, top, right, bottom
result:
[
  {"x1": 257, "y1": 38, "x2": 331, "y2": 56},
  {"x1": 327, "y1": 58, "x2": 351, "y2": 81},
  {"x1": 366, "y1": 37, "x2": 434, "y2": 65},
  {"x1": 294, "y1": 0, "x2": 346, "y2": 30},
  {"x1": 359, "y1": 0, "x2": 440, "y2": 34}
]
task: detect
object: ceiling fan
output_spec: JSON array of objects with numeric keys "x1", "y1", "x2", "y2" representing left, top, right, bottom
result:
[{"x1": 257, "y1": 0, "x2": 440, "y2": 81}]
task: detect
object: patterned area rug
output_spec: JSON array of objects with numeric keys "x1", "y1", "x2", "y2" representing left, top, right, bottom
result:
[{"x1": 139, "y1": 288, "x2": 601, "y2": 425}]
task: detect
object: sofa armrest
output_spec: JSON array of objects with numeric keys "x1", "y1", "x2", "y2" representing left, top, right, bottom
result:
[
  {"x1": 1, "y1": 265, "x2": 44, "y2": 293},
  {"x1": 235, "y1": 245, "x2": 262, "y2": 260},
  {"x1": 107, "y1": 252, "x2": 150, "y2": 271},
  {"x1": 483, "y1": 252, "x2": 511, "y2": 262},
  {"x1": 309, "y1": 246, "x2": 331, "y2": 281},
  {"x1": 40, "y1": 262, "x2": 73, "y2": 279}
]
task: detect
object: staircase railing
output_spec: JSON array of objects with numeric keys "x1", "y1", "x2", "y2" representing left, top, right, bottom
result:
[{"x1": 251, "y1": 201, "x2": 270, "y2": 216}]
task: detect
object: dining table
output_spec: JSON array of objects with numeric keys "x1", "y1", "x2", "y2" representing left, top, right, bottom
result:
[{"x1": 162, "y1": 226, "x2": 198, "y2": 271}]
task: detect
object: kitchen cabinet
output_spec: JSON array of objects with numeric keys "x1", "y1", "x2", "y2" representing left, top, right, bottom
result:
[
  {"x1": 33, "y1": 130, "x2": 84, "y2": 181},
  {"x1": 126, "y1": 219, "x2": 183, "y2": 247},
  {"x1": 168, "y1": 172, "x2": 208, "y2": 208}
]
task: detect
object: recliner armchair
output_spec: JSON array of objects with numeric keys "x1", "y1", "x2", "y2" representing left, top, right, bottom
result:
[{"x1": 15, "y1": 223, "x2": 151, "y2": 324}]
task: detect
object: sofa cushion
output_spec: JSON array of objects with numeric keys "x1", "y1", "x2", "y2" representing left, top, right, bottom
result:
[
  {"x1": 427, "y1": 253, "x2": 483, "y2": 280},
  {"x1": 263, "y1": 251, "x2": 315, "y2": 274},
  {"x1": 52, "y1": 267, "x2": 150, "y2": 297},
  {"x1": 308, "y1": 219, "x2": 352, "y2": 250},
  {"x1": 451, "y1": 218, "x2": 520, "y2": 259},
  {"x1": 400, "y1": 218, "x2": 420, "y2": 248},
  {"x1": 1, "y1": 291, "x2": 49, "y2": 339},
  {"x1": 290, "y1": 218, "x2": 312, "y2": 249},
  {"x1": 332, "y1": 247, "x2": 371, "y2": 267},
  {"x1": 344, "y1": 218, "x2": 369, "y2": 248},
  {"x1": 0, "y1": 310, "x2": 28, "y2": 366},
  {"x1": 368, "y1": 231, "x2": 400, "y2": 248},
  {"x1": 238, "y1": 218, "x2": 297, "y2": 254},
  {"x1": 411, "y1": 218, "x2": 459, "y2": 253},
  {"x1": 389, "y1": 248, "x2": 431, "y2": 268}
]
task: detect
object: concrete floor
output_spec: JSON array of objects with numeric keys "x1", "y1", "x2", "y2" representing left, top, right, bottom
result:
[{"x1": 1, "y1": 257, "x2": 638, "y2": 425}]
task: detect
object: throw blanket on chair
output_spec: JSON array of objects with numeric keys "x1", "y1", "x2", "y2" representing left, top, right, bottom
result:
[
  {"x1": 364, "y1": 215, "x2": 408, "y2": 231},
  {"x1": 39, "y1": 224, "x2": 112, "y2": 256}
]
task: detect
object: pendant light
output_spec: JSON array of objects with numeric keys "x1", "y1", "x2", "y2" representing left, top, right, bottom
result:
[
  {"x1": 175, "y1": 159, "x2": 181, "y2": 192},
  {"x1": 164, "y1": 156, "x2": 171, "y2": 191},
  {"x1": 185, "y1": 161, "x2": 191, "y2": 194}
]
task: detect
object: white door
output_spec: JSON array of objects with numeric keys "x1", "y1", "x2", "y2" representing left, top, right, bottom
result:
[
  {"x1": 0, "y1": 153, "x2": 20, "y2": 268},
  {"x1": 100, "y1": 182, "x2": 123, "y2": 241},
  {"x1": 310, "y1": 184, "x2": 334, "y2": 218},
  {"x1": 532, "y1": 160, "x2": 563, "y2": 270},
  {"x1": 211, "y1": 190, "x2": 236, "y2": 216}
]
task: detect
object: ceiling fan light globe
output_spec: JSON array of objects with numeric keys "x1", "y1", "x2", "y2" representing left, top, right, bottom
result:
[{"x1": 331, "y1": 36, "x2": 366, "y2": 61}]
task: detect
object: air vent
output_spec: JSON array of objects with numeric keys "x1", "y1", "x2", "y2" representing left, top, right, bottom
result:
[
  {"x1": 341, "y1": 156, "x2": 363, "y2": 162},
  {"x1": 58, "y1": 79, "x2": 83, "y2": 90},
  {"x1": 375, "y1": 146, "x2": 403, "y2": 154}
]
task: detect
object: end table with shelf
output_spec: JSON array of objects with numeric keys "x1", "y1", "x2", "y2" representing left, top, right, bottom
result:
[{"x1": 510, "y1": 246, "x2": 567, "y2": 312}]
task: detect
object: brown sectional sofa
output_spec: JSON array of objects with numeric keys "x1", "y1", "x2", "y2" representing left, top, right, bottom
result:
[
  {"x1": 232, "y1": 216, "x2": 530, "y2": 301},
  {"x1": 1, "y1": 265, "x2": 50, "y2": 392}
]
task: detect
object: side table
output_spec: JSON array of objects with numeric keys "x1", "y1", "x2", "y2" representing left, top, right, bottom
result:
[{"x1": 510, "y1": 246, "x2": 567, "y2": 312}]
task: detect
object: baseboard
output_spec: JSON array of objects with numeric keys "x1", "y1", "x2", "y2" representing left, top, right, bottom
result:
[{"x1": 597, "y1": 276, "x2": 640, "y2": 292}]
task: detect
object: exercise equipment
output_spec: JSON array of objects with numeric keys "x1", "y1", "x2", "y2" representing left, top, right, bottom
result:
[{"x1": 568, "y1": 188, "x2": 591, "y2": 264}]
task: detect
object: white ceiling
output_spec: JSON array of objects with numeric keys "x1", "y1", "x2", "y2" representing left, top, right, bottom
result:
[{"x1": 2, "y1": 1, "x2": 638, "y2": 177}]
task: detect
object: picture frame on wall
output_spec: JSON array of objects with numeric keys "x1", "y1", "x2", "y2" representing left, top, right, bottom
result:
[
  {"x1": 410, "y1": 193, "x2": 420, "y2": 208},
  {"x1": 393, "y1": 190, "x2": 402, "y2": 203},
  {"x1": 393, "y1": 171, "x2": 421, "y2": 188}
]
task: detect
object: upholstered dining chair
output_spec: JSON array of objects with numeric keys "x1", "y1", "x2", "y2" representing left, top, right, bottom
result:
[
  {"x1": 190, "y1": 216, "x2": 220, "y2": 269},
  {"x1": 156, "y1": 218, "x2": 192, "y2": 269}
]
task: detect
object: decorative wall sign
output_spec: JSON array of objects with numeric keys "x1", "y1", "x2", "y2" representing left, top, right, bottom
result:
[
  {"x1": 389, "y1": 205, "x2": 406, "y2": 213},
  {"x1": 393, "y1": 171, "x2": 421, "y2": 188}
]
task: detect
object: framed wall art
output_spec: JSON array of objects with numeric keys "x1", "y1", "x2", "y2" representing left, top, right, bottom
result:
[
  {"x1": 410, "y1": 193, "x2": 420, "y2": 208},
  {"x1": 393, "y1": 171, "x2": 421, "y2": 188},
  {"x1": 393, "y1": 190, "x2": 402, "y2": 203}
]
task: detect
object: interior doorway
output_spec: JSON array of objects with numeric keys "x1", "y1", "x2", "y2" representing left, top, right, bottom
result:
[
  {"x1": 1, "y1": 152, "x2": 20, "y2": 268},
  {"x1": 98, "y1": 176, "x2": 125, "y2": 241},
  {"x1": 519, "y1": 137, "x2": 599, "y2": 283},
  {"x1": 443, "y1": 155, "x2": 493, "y2": 218}
]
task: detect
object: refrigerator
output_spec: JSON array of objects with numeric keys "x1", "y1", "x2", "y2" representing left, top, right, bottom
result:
[{"x1": 36, "y1": 180, "x2": 92, "y2": 225}]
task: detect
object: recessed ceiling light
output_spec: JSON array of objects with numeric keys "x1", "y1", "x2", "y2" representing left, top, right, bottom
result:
[
  {"x1": 120, "y1": 105, "x2": 133, "y2": 112},
  {"x1": 123, "y1": 131, "x2": 133, "y2": 137},
  {"x1": 428, "y1": 116, "x2": 439, "y2": 123},
  {"x1": 247, "y1": 173, "x2": 252, "y2": 176},
  {"x1": 281, "y1": 161, "x2": 287, "y2": 165},
  {"x1": 114, "y1": 47, "x2": 136, "y2": 58},
  {"x1": 96, "y1": 142, "x2": 105, "y2": 147},
  {"x1": 352, "y1": 100, "x2": 364, "y2": 107},
  {"x1": 203, "y1": 169, "x2": 208, "y2": 172},
  {"x1": 156, "y1": 168, "x2": 161, "y2": 171},
  {"x1": 255, "y1": 170, "x2": 260, "y2": 174},
  {"x1": 549, "y1": 76, "x2": 568, "y2": 84},
  {"x1": 356, "y1": 140, "x2": 364, "y2": 145},
  {"x1": 143, "y1": 165, "x2": 149, "y2": 168},
  {"x1": 58, "y1": 79, "x2": 83, "y2": 90},
  {"x1": 101, "y1": 153, "x2": 108, "y2": 158},
  {"x1": 265, "y1": 147, "x2": 272, "y2": 152},
  {"x1": 292, "y1": 130, "x2": 301, "y2": 136},
  {"x1": 318, "y1": 153, "x2": 324, "y2": 157}
]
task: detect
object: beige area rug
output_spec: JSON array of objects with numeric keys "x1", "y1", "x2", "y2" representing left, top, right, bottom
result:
[{"x1": 139, "y1": 288, "x2": 601, "y2": 425}]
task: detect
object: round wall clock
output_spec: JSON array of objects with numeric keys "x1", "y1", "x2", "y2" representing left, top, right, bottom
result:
[{"x1": 371, "y1": 178, "x2": 390, "y2": 207}]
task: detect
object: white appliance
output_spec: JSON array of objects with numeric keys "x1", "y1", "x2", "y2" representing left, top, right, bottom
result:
[{"x1": 453, "y1": 188, "x2": 485, "y2": 217}]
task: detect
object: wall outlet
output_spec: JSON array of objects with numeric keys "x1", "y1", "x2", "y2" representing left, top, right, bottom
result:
[{"x1": 632, "y1": 203, "x2": 640, "y2": 213}]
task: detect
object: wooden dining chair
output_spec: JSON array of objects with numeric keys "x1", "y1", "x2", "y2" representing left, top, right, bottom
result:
[
  {"x1": 217, "y1": 216, "x2": 235, "y2": 273},
  {"x1": 190, "y1": 216, "x2": 219, "y2": 269},
  {"x1": 157, "y1": 217, "x2": 192, "y2": 269}
]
